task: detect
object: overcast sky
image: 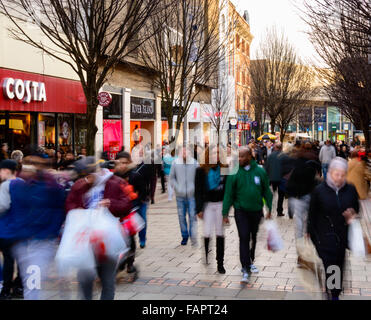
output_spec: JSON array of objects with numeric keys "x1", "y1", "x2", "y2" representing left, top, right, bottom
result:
[{"x1": 233, "y1": 0, "x2": 322, "y2": 65}]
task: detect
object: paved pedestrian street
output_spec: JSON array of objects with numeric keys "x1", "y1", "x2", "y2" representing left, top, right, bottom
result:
[{"x1": 43, "y1": 184, "x2": 371, "y2": 300}]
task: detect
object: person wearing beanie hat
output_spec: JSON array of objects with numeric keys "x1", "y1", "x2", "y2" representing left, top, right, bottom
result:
[
  {"x1": 308, "y1": 156, "x2": 359, "y2": 300},
  {"x1": 0, "y1": 159, "x2": 23, "y2": 299}
]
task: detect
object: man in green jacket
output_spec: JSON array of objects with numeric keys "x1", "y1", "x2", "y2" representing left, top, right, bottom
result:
[{"x1": 223, "y1": 146, "x2": 272, "y2": 284}]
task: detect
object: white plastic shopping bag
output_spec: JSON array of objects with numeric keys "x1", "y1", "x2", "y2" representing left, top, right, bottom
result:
[
  {"x1": 89, "y1": 208, "x2": 130, "y2": 261},
  {"x1": 349, "y1": 219, "x2": 366, "y2": 258},
  {"x1": 55, "y1": 209, "x2": 96, "y2": 277},
  {"x1": 121, "y1": 209, "x2": 145, "y2": 236},
  {"x1": 265, "y1": 220, "x2": 284, "y2": 252}
]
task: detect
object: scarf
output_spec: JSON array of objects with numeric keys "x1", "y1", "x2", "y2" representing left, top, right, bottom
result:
[
  {"x1": 207, "y1": 166, "x2": 221, "y2": 191},
  {"x1": 326, "y1": 173, "x2": 346, "y2": 193},
  {"x1": 84, "y1": 169, "x2": 113, "y2": 209}
]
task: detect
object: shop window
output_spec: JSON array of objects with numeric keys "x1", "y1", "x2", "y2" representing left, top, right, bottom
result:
[
  {"x1": 58, "y1": 114, "x2": 73, "y2": 153},
  {"x1": 103, "y1": 94, "x2": 123, "y2": 159},
  {"x1": 7, "y1": 113, "x2": 31, "y2": 151},
  {"x1": 103, "y1": 94, "x2": 122, "y2": 120},
  {"x1": 0, "y1": 113, "x2": 6, "y2": 145},
  {"x1": 39, "y1": 113, "x2": 56, "y2": 149},
  {"x1": 75, "y1": 114, "x2": 87, "y2": 155}
]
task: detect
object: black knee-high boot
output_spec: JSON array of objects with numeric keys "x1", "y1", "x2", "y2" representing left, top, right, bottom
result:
[
  {"x1": 204, "y1": 237, "x2": 210, "y2": 265},
  {"x1": 216, "y1": 236, "x2": 226, "y2": 274}
]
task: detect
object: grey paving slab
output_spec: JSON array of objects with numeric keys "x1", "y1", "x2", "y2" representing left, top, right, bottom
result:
[
  {"x1": 115, "y1": 291, "x2": 138, "y2": 300},
  {"x1": 198, "y1": 287, "x2": 241, "y2": 297},
  {"x1": 129, "y1": 293, "x2": 176, "y2": 300},
  {"x1": 162, "y1": 286, "x2": 204, "y2": 296},
  {"x1": 117, "y1": 284, "x2": 167, "y2": 294},
  {"x1": 237, "y1": 289, "x2": 286, "y2": 300},
  {"x1": 172, "y1": 295, "x2": 216, "y2": 300}
]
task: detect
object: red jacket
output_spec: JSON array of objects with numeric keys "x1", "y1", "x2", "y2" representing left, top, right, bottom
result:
[{"x1": 65, "y1": 175, "x2": 132, "y2": 218}]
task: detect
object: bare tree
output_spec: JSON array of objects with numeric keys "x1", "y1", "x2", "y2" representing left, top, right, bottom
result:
[
  {"x1": 202, "y1": 71, "x2": 233, "y2": 142},
  {"x1": 250, "y1": 27, "x2": 317, "y2": 141},
  {"x1": 0, "y1": 0, "x2": 166, "y2": 155},
  {"x1": 139, "y1": 0, "x2": 228, "y2": 146},
  {"x1": 302, "y1": 0, "x2": 371, "y2": 147}
]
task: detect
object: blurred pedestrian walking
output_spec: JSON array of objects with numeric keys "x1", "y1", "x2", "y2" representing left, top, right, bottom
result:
[
  {"x1": 115, "y1": 151, "x2": 147, "y2": 277},
  {"x1": 65, "y1": 156, "x2": 132, "y2": 300},
  {"x1": 170, "y1": 146, "x2": 199, "y2": 246},
  {"x1": 163, "y1": 149, "x2": 175, "y2": 202},
  {"x1": 347, "y1": 151, "x2": 369, "y2": 200},
  {"x1": 265, "y1": 142, "x2": 285, "y2": 217},
  {"x1": 308, "y1": 157, "x2": 359, "y2": 300},
  {"x1": 0, "y1": 152, "x2": 66, "y2": 300},
  {"x1": 0, "y1": 160, "x2": 23, "y2": 299},
  {"x1": 319, "y1": 140, "x2": 336, "y2": 180},
  {"x1": 195, "y1": 145, "x2": 227, "y2": 274},
  {"x1": 223, "y1": 147, "x2": 273, "y2": 283}
]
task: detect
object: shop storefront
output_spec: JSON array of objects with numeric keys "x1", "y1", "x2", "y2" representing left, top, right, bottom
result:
[
  {"x1": 103, "y1": 93, "x2": 123, "y2": 160},
  {"x1": 130, "y1": 95, "x2": 156, "y2": 150},
  {"x1": 238, "y1": 113, "x2": 250, "y2": 146},
  {"x1": 0, "y1": 68, "x2": 86, "y2": 154}
]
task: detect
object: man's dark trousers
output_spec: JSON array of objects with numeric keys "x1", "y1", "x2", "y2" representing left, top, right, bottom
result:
[
  {"x1": 271, "y1": 181, "x2": 285, "y2": 216},
  {"x1": 234, "y1": 209, "x2": 263, "y2": 269}
]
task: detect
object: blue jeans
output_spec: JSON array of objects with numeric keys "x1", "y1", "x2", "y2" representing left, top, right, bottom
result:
[
  {"x1": 322, "y1": 163, "x2": 329, "y2": 180},
  {"x1": 138, "y1": 202, "x2": 148, "y2": 246},
  {"x1": 176, "y1": 197, "x2": 197, "y2": 243}
]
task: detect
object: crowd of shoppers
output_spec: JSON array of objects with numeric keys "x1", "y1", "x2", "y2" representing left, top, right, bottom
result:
[{"x1": 0, "y1": 135, "x2": 369, "y2": 300}]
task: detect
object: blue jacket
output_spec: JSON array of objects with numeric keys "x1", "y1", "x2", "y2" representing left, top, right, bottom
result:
[
  {"x1": 163, "y1": 155, "x2": 175, "y2": 176},
  {"x1": 0, "y1": 172, "x2": 66, "y2": 240}
]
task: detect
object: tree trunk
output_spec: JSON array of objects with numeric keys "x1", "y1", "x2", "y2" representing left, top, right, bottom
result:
[
  {"x1": 85, "y1": 92, "x2": 99, "y2": 157},
  {"x1": 361, "y1": 117, "x2": 370, "y2": 149},
  {"x1": 168, "y1": 118, "x2": 174, "y2": 144},
  {"x1": 280, "y1": 126, "x2": 286, "y2": 143},
  {"x1": 270, "y1": 118, "x2": 276, "y2": 135}
]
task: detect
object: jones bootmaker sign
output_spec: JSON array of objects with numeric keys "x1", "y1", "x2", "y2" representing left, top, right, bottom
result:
[
  {"x1": 130, "y1": 97, "x2": 155, "y2": 120},
  {"x1": 3, "y1": 78, "x2": 46, "y2": 103}
]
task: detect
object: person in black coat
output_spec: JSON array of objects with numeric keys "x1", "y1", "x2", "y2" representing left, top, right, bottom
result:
[
  {"x1": 307, "y1": 157, "x2": 359, "y2": 300},
  {"x1": 114, "y1": 151, "x2": 149, "y2": 276},
  {"x1": 195, "y1": 145, "x2": 227, "y2": 274}
]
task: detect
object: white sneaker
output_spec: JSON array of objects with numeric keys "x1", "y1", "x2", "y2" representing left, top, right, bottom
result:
[
  {"x1": 250, "y1": 264, "x2": 259, "y2": 273},
  {"x1": 240, "y1": 272, "x2": 249, "y2": 284}
]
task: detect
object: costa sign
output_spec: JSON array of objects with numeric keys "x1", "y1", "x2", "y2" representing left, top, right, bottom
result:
[{"x1": 2, "y1": 78, "x2": 46, "y2": 103}]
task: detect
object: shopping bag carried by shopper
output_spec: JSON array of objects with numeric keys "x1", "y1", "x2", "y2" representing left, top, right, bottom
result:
[
  {"x1": 296, "y1": 237, "x2": 324, "y2": 297},
  {"x1": 55, "y1": 209, "x2": 96, "y2": 276},
  {"x1": 90, "y1": 207, "x2": 130, "y2": 262},
  {"x1": 120, "y1": 207, "x2": 145, "y2": 236},
  {"x1": 348, "y1": 218, "x2": 366, "y2": 258},
  {"x1": 265, "y1": 220, "x2": 284, "y2": 252}
]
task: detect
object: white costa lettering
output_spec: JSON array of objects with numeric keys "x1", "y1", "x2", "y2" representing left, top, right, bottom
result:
[
  {"x1": 14, "y1": 79, "x2": 25, "y2": 100},
  {"x1": 3, "y1": 78, "x2": 14, "y2": 99},
  {"x1": 2, "y1": 78, "x2": 46, "y2": 103},
  {"x1": 24, "y1": 80, "x2": 32, "y2": 103}
]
